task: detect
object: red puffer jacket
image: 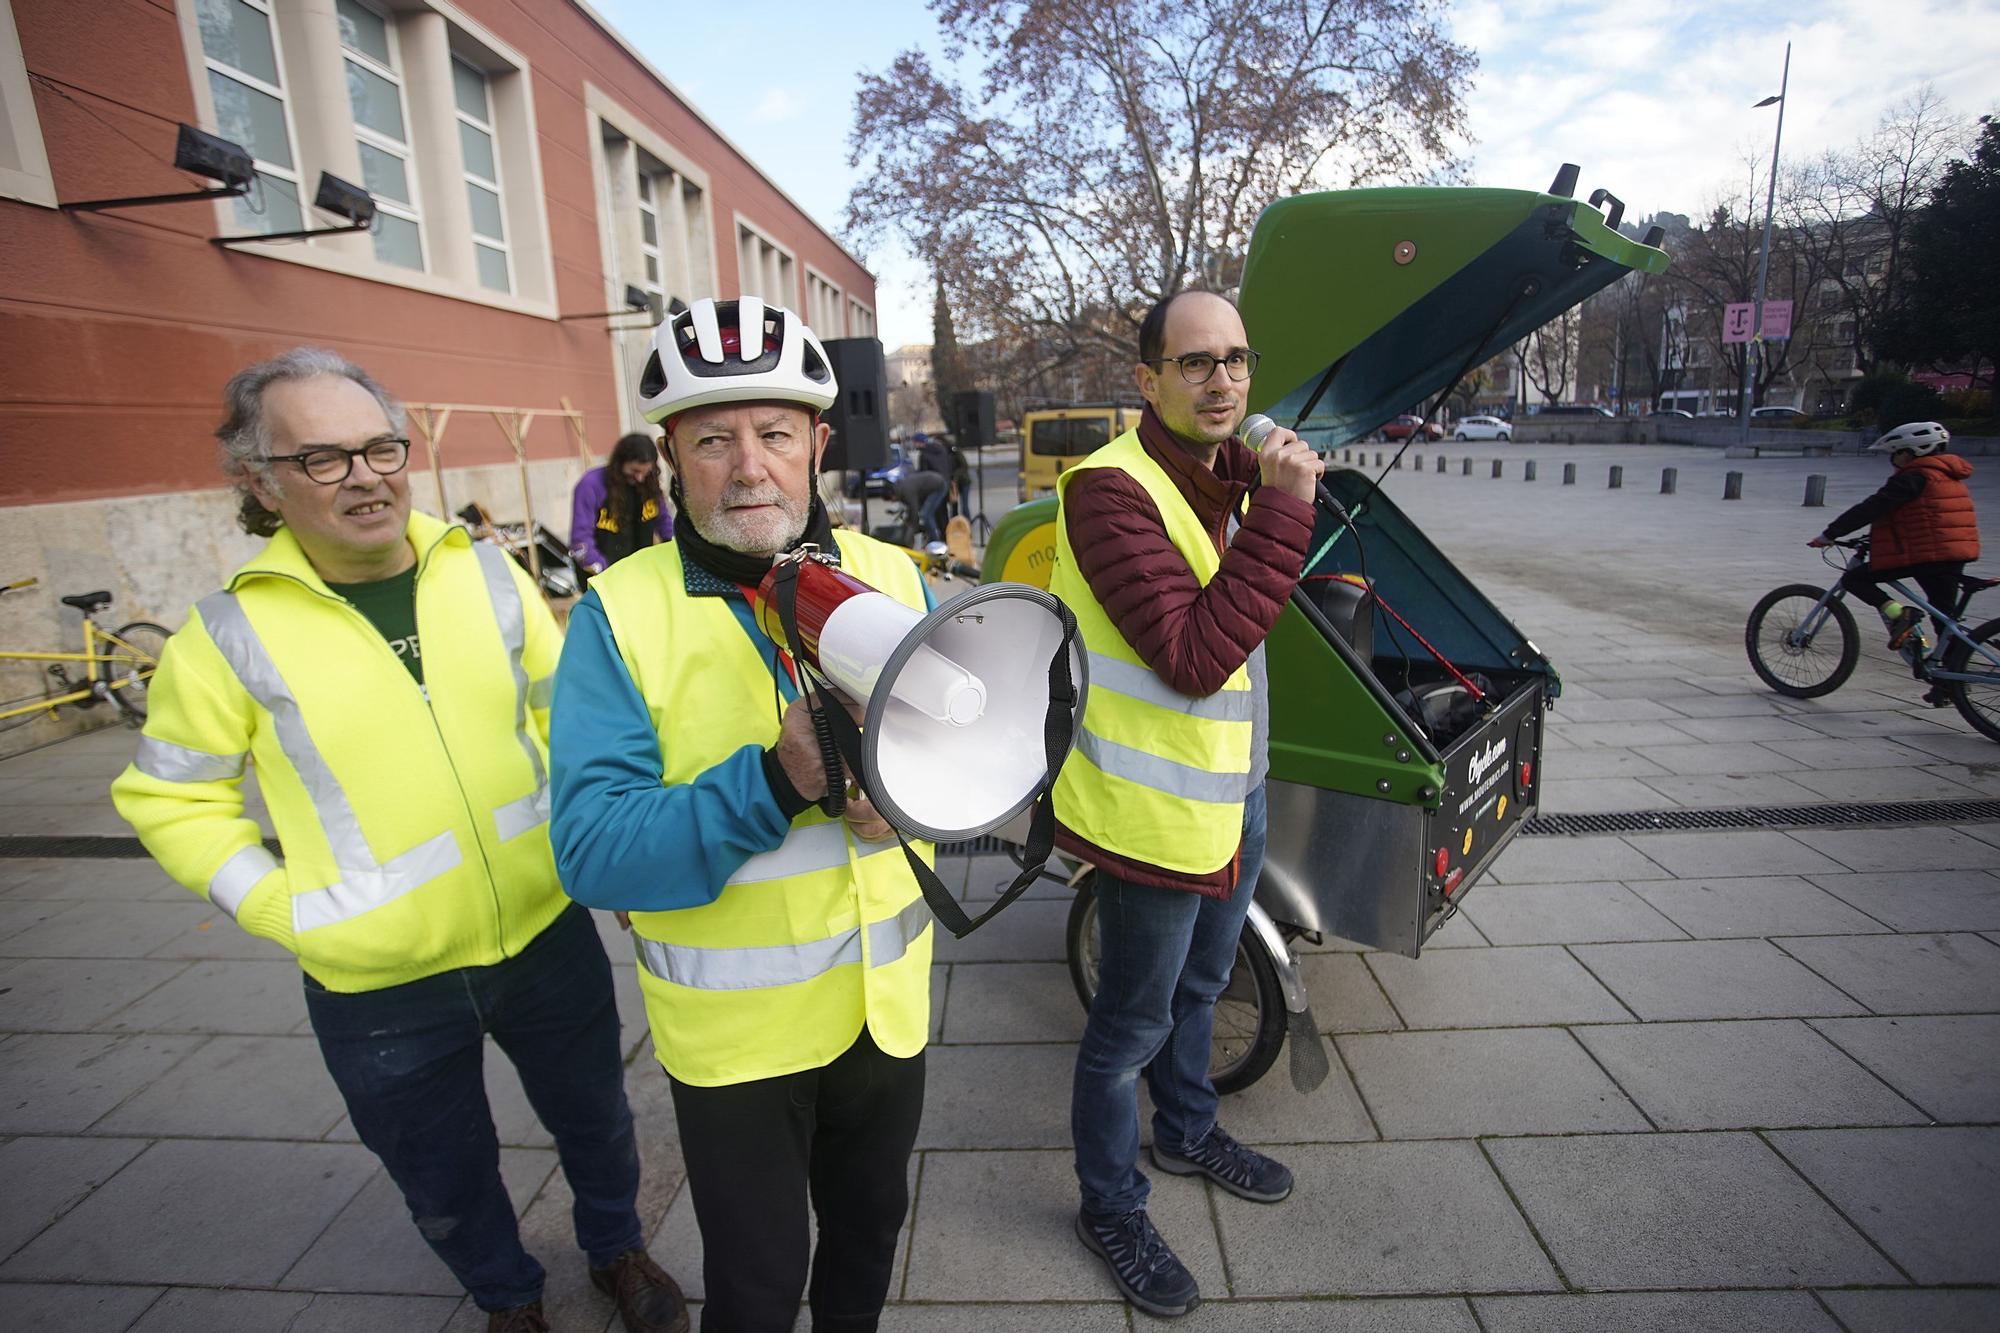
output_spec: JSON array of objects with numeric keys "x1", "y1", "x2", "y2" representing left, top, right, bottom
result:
[
  {"x1": 1872, "y1": 454, "x2": 1980, "y2": 567},
  {"x1": 1056, "y1": 406, "x2": 1315, "y2": 895}
]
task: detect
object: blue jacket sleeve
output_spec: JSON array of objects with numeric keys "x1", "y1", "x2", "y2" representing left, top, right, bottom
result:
[{"x1": 548, "y1": 592, "x2": 794, "y2": 912}]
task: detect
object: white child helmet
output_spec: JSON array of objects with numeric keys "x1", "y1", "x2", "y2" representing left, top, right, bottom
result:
[
  {"x1": 1869, "y1": 420, "x2": 1950, "y2": 456},
  {"x1": 637, "y1": 297, "x2": 837, "y2": 424}
]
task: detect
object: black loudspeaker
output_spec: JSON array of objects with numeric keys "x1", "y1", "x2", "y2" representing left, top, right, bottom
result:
[
  {"x1": 822, "y1": 338, "x2": 889, "y2": 472},
  {"x1": 952, "y1": 390, "x2": 995, "y2": 448}
]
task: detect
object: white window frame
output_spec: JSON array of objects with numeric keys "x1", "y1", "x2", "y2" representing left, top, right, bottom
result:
[
  {"x1": 636, "y1": 169, "x2": 664, "y2": 306},
  {"x1": 198, "y1": 0, "x2": 306, "y2": 235},
  {"x1": 847, "y1": 296, "x2": 876, "y2": 340},
  {"x1": 0, "y1": 0, "x2": 56, "y2": 206},
  {"x1": 734, "y1": 213, "x2": 796, "y2": 309},
  {"x1": 452, "y1": 54, "x2": 509, "y2": 293},
  {"x1": 805, "y1": 266, "x2": 843, "y2": 338},
  {"x1": 339, "y1": 0, "x2": 425, "y2": 270}
]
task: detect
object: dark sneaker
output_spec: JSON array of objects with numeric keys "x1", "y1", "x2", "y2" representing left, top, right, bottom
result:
[
  {"x1": 590, "y1": 1248, "x2": 690, "y2": 1333},
  {"x1": 1924, "y1": 684, "x2": 1953, "y2": 708},
  {"x1": 1152, "y1": 1125, "x2": 1294, "y2": 1203},
  {"x1": 1075, "y1": 1207, "x2": 1200, "y2": 1318},
  {"x1": 487, "y1": 1303, "x2": 549, "y2": 1333},
  {"x1": 1888, "y1": 606, "x2": 1923, "y2": 650}
]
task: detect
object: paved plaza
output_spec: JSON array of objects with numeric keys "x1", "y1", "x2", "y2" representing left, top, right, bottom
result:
[{"x1": 2, "y1": 443, "x2": 1997, "y2": 1331}]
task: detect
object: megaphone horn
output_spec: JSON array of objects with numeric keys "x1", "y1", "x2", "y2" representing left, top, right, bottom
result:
[{"x1": 753, "y1": 550, "x2": 1088, "y2": 844}]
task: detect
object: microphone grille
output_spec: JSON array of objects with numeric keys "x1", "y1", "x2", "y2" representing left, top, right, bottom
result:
[{"x1": 1240, "y1": 414, "x2": 1277, "y2": 450}]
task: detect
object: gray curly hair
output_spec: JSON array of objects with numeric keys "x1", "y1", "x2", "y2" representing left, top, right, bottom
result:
[{"x1": 216, "y1": 347, "x2": 406, "y2": 537}]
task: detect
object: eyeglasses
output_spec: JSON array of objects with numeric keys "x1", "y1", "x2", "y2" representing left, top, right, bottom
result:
[
  {"x1": 1147, "y1": 349, "x2": 1260, "y2": 385},
  {"x1": 267, "y1": 437, "x2": 411, "y2": 485}
]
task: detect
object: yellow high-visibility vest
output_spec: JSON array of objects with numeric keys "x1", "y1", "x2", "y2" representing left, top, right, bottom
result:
[
  {"x1": 588, "y1": 533, "x2": 933, "y2": 1086},
  {"x1": 1048, "y1": 430, "x2": 1253, "y2": 875},
  {"x1": 111, "y1": 512, "x2": 567, "y2": 992}
]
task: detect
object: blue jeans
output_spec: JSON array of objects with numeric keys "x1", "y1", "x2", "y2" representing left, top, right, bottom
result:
[
  {"x1": 918, "y1": 483, "x2": 951, "y2": 543},
  {"x1": 1072, "y1": 784, "x2": 1268, "y2": 1216},
  {"x1": 303, "y1": 903, "x2": 643, "y2": 1312}
]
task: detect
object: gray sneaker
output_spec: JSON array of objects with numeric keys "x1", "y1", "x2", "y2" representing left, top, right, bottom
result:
[{"x1": 1152, "y1": 1125, "x2": 1294, "y2": 1202}]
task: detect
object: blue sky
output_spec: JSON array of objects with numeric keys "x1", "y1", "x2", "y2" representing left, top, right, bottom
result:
[{"x1": 594, "y1": 0, "x2": 2000, "y2": 348}]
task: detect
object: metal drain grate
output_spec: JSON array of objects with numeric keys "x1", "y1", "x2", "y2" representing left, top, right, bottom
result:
[{"x1": 1520, "y1": 798, "x2": 2000, "y2": 837}]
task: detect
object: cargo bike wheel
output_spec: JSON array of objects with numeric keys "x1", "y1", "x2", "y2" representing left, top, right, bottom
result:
[{"x1": 1064, "y1": 869, "x2": 1287, "y2": 1095}]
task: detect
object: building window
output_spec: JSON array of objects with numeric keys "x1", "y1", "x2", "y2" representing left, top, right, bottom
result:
[
  {"x1": 806, "y1": 270, "x2": 842, "y2": 338},
  {"x1": 637, "y1": 170, "x2": 665, "y2": 306},
  {"x1": 452, "y1": 56, "x2": 508, "y2": 293},
  {"x1": 737, "y1": 220, "x2": 794, "y2": 308},
  {"x1": 337, "y1": 0, "x2": 423, "y2": 270},
  {"x1": 196, "y1": 0, "x2": 303, "y2": 235},
  {"x1": 847, "y1": 298, "x2": 875, "y2": 339}
]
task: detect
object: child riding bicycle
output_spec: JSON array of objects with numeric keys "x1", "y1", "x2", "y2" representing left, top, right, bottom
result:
[{"x1": 1808, "y1": 421, "x2": 1980, "y2": 702}]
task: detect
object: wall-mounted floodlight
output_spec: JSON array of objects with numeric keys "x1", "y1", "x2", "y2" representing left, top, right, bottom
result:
[
  {"x1": 62, "y1": 124, "x2": 254, "y2": 214},
  {"x1": 212, "y1": 172, "x2": 377, "y2": 246},
  {"x1": 562, "y1": 284, "x2": 659, "y2": 322}
]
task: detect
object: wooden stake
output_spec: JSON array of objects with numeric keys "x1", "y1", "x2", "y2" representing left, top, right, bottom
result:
[{"x1": 407, "y1": 405, "x2": 453, "y2": 517}]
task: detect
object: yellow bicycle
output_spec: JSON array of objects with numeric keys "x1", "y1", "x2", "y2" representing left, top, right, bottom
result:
[{"x1": 0, "y1": 579, "x2": 172, "y2": 732}]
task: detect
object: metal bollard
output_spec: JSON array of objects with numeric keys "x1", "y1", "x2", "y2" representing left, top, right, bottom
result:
[
  {"x1": 1724, "y1": 471, "x2": 1743, "y2": 500},
  {"x1": 1436, "y1": 455, "x2": 1447, "y2": 473},
  {"x1": 1492, "y1": 459, "x2": 1504, "y2": 478},
  {"x1": 1524, "y1": 461, "x2": 1537, "y2": 481},
  {"x1": 1462, "y1": 457, "x2": 1473, "y2": 476},
  {"x1": 1609, "y1": 465, "x2": 1623, "y2": 489},
  {"x1": 1661, "y1": 467, "x2": 1677, "y2": 494},
  {"x1": 1804, "y1": 474, "x2": 1827, "y2": 507},
  {"x1": 1562, "y1": 462, "x2": 1576, "y2": 485}
]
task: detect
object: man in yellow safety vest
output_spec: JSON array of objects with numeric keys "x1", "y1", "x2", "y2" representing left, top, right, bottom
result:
[
  {"x1": 548, "y1": 298, "x2": 932, "y2": 1333},
  {"x1": 112, "y1": 348, "x2": 686, "y2": 1333}
]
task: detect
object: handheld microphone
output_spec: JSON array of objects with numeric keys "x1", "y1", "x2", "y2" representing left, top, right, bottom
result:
[{"x1": 1240, "y1": 414, "x2": 1345, "y2": 517}]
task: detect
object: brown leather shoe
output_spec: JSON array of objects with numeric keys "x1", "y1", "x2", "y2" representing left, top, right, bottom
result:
[
  {"x1": 590, "y1": 1248, "x2": 690, "y2": 1333},
  {"x1": 486, "y1": 1302, "x2": 549, "y2": 1333}
]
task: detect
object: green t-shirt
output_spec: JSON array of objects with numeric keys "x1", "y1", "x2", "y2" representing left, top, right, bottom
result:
[{"x1": 326, "y1": 564, "x2": 423, "y2": 685}]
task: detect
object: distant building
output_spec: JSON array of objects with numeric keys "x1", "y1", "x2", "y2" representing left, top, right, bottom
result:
[{"x1": 885, "y1": 343, "x2": 944, "y2": 436}]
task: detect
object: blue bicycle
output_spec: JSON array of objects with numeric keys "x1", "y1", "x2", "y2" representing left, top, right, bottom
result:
[{"x1": 1746, "y1": 537, "x2": 2000, "y2": 742}]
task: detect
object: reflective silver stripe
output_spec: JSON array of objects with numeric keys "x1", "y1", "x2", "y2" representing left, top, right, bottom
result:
[
  {"x1": 209, "y1": 844, "x2": 278, "y2": 918},
  {"x1": 1075, "y1": 727, "x2": 1250, "y2": 805},
  {"x1": 474, "y1": 542, "x2": 550, "y2": 807},
  {"x1": 725, "y1": 821, "x2": 898, "y2": 886},
  {"x1": 867, "y1": 897, "x2": 931, "y2": 968},
  {"x1": 1085, "y1": 652, "x2": 1253, "y2": 723},
  {"x1": 494, "y1": 788, "x2": 549, "y2": 842},
  {"x1": 135, "y1": 735, "x2": 246, "y2": 783},
  {"x1": 634, "y1": 899, "x2": 928, "y2": 990},
  {"x1": 289, "y1": 831, "x2": 462, "y2": 933},
  {"x1": 528, "y1": 675, "x2": 554, "y2": 710}
]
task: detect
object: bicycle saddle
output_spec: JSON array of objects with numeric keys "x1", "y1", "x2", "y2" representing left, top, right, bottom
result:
[
  {"x1": 1961, "y1": 574, "x2": 2000, "y2": 592},
  {"x1": 61, "y1": 591, "x2": 111, "y2": 611}
]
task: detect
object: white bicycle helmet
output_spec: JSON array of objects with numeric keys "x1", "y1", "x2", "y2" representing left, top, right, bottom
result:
[
  {"x1": 637, "y1": 296, "x2": 837, "y2": 424},
  {"x1": 1870, "y1": 420, "x2": 1950, "y2": 455}
]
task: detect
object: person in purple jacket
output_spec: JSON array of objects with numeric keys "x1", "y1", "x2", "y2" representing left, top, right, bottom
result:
[{"x1": 571, "y1": 433, "x2": 673, "y2": 574}]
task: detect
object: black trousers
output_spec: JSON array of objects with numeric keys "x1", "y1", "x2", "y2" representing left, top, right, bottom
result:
[
  {"x1": 669, "y1": 1028, "x2": 924, "y2": 1333},
  {"x1": 1840, "y1": 559, "x2": 1966, "y2": 620}
]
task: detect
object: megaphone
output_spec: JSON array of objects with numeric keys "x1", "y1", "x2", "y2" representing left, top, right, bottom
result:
[{"x1": 752, "y1": 551, "x2": 1087, "y2": 843}]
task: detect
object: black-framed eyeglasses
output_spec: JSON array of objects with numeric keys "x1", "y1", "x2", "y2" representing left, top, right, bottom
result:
[
  {"x1": 267, "y1": 437, "x2": 411, "y2": 485},
  {"x1": 1147, "y1": 348, "x2": 1259, "y2": 385}
]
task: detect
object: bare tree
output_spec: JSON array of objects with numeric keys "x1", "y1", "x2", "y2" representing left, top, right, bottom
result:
[
  {"x1": 1516, "y1": 306, "x2": 1579, "y2": 406},
  {"x1": 847, "y1": 0, "x2": 1475, "y2": 369}
]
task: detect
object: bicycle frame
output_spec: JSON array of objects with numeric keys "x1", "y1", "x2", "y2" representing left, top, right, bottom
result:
[
  {"x1": 0, "y1": 620, "x2": 160, "y2": 723},
  {"x1": 1807, "y1": 546, "x2": 2000, "y2": 685}
]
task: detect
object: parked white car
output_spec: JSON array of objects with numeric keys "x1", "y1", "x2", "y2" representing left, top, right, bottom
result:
[{"x1": 1453, "y1": 415, "x2": 1512, "y2": 441}]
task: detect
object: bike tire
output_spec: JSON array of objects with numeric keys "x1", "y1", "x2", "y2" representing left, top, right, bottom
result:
[
  {"x1": 1941, "y1": 616, "x2": 2000, "y2": 744},
  {"x1": 102, "y1": 621, "x2": 171, "y2": 723},
  {"x1": 1064, "y1": 871, "x2": 1289, "y2": 1095},
  {"x1": 1746, "y1": 584, "x2": 1858, "y2": 698}
]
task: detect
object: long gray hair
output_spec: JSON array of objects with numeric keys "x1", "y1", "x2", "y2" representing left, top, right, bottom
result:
[{"x1": 216, "y1": 347, "x2": 405, "y2": 537}]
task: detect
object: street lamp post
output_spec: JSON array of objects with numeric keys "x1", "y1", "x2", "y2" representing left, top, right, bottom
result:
[{"x1": 1739, "y1": 41, "x2": 1792, "y2": 443}]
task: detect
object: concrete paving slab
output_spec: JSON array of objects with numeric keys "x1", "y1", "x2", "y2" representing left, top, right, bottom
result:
[
  {"x1": 0, "y1": 1031, "x2": 203, "y2": 1133},
  {"x1": 1804, "y1": 870, "x2": 2000, "y2": 932},
  {"x1": 1761, "y1": 737, "x2": 1937, "y2": 769},
  {"x1": 1658, "y1": 716, "x2": 1828, "y2": 745},
  {"x1": 0, "y1": 1282, "x2": 164, "y2": 1330},
  {"x1": 0, "y1": 858, "x2": 180, "y2": 901},
  {"x1": 1300, "y1": 954, "x2": 1402, "y2": 1033},
  {"x1": 1899, "y1": 732, "x2": 2000, "y2": 766},
  {"x1": 1569, "y1": 940, "x2": 1868, "y2": 1020},
  {"x1": 1616, "y1": 830, "x2": 1847, "y2": 879},
  {"x1": 1474, "y1": 1290, "x2": 1839, "y2": 1333},
  {"x1": 1960, "y1": 821, "x2": 2000, "y2": 847},
  {"x1": 0, "y1": 898, "x2": 72, "y2": 938},
  {"x1": 961, "y1": 854, "x2": 1075, "y2": 902},
  {"x1": 279, "y1": 1147, "x2": 559, "y2": 1294},
  {"x1": 1214, "y1": 1140, "x2": 1559, "y2": 1296},
  {"x1": 1366, "y1": 947, "x2": 1633, "y2": 1028},
  {"x1": 1550, "y1": 721, "x2": 1702, "y2": 749},
  {"x1": 95, "y1": 1034, "x2": 345, "y2": 1140},
  {"x1": 1536, "y1": 748, "x2": 1671, "y2": 779},
  {"x1": 902, "y1": 1150, "x2": 1224, "y2": 1302},
  {"x1": 938, "y1": 961, "x2": 1083, "y2": 1044},
  {"x1": 0, "y1": 1134, "x2": 149, "y2": 1261},
  {"x1": 1338, "y1": 1028, "x2": 1647, "y2": 1138},
  {"x1": 145, "y1": 915, "x2": 296, "y2": 962},
  {"x1": 1536, "y1": 777, "x2": 1675, "y2": 813},
  {"x1": 1484, "y1": 1131, "x2": 1902, "y2": 1289},
  {"x1": 1769, "y1": 1127, "x2": 2000, "y2": 1283},
  {"x1": 1203, "y1": 1045, "x2": 1375, "y2": 1146},
  {"x1": 1460, "y1": 882, "x2": 1687, "y2": 945},
  {"x1": 1809, "y1": 1015, "x2": 2000, "y2": 1122},
  {"x1": 1785, "y1": 764, "x2": 1990, "y2": 801},
  {"x1": 131, "y1": 1289, "x2": 463, "y2": 1332},
  {"x1": 1582, "y1": 677, "x2": 1720, "y2": 700},
  {"x1": 1633, "y1": 772, "x2": 1825, "y2": 807},
  {"x1": 1808, "y1": 828, "x2": 2000, "y2": 874},
  {"x1": 930, "y1": 899, "x2": 1067, "y2": 963},
  {"x1": 1776, "y1": 932, "x2": 2000, "y2": 1014},
  {"x1": 1783, "y1": 709, "x2": 1967, "y2": 741},
  {"x1": 95, "y1": 959, "x2": 307, "y2": 1035},
  {"x1": 1936, "y1": 764, "x2": 2000, "y2": 794},
  {"x1": 917, "y1": 1043, "x2": 1073, "y2": 1150},
  {"x1": 1816, "y1": 1288, "x2": 2000, "y2": 1333},
  {"x1": 1420, "y1": 911, "x2": 1488, "y2": 948},
  {"x1": 1624, "y1": 741, "x2": 1801, "y2": 775},
  {"x1": 1549, "y1": 698, "x2": 1686, "y2": 723},
  {"x1": 875, "y1": 1303, "x2": 1130, "y2": 1331},
  {"x1": 4, "y1": 1138, "x2": 377, "y2": 1285},
  {"x1": 1126, "y1": 1297, "x2": 1480, "y2": 1332},
  {"x1": 0, "y1": 957, "x2": 186, "y2": 1031},
  {"x1": 1573, "y1": 1020, "x2": 1925, "y2": 1130},
  {"x1": 1485, "y1": 837, "x2": 1670, "y2": 885},
  {"x1": 6, "y1": 802, "x2": 146, "y2": 836},
  {"x1": 1630, "y1": 875, "x2": 1891, "y2": 939}
]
